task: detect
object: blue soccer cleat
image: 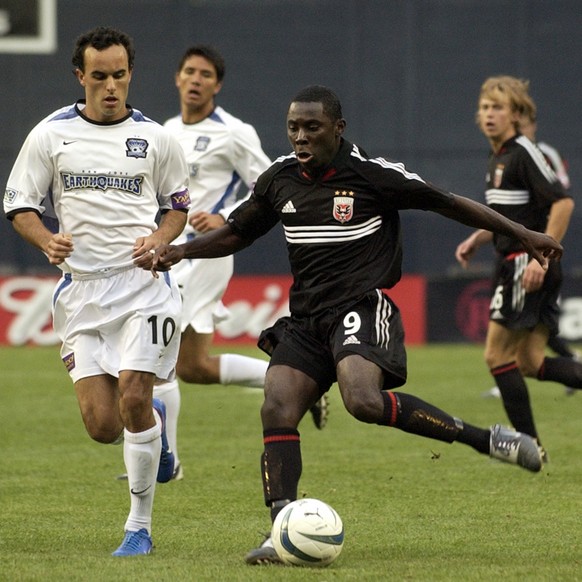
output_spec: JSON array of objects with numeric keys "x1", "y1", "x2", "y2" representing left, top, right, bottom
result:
[
  {"x1": 152, "y1": 398, "x2": 175, "y2": 483},
  {"x1": 112, "y1": 528, "x2": 153, "y2": 557}
]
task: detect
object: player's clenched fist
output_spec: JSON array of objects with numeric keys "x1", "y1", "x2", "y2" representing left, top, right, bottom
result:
[{"x1": 46, "y1": 233, "x2": 73, "y2": 265}]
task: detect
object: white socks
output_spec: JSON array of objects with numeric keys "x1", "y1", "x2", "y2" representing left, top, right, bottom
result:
[
  {"x1": 153, "y1": 379, "x2": 181, "y2": 467},
  {"x1": 123, "y1": 417, "x2": 161, "y2": 534},
  {"x1": 219, "y1": 354, "x2": 268, "y2": 388}
]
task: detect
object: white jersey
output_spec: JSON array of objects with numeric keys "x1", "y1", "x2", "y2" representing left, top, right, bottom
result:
[
  {"x1": 538, "y1": 141, "x2": 571, "y2": 190},
  {"x1": 4, "y1": 101, "x2": 190, "y2": 275},
  {"x1": 164, "y1": 105, "x2": 271, "y2": 238},
  {"x1": 164, "y1": 105, "x2": 270, "y2": 333}
]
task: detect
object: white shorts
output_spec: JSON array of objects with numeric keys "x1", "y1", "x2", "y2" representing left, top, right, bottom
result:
[
  {"x1": 52, "y1": 267, "x2": 182, "y2": 383},
  {"x1": 171, "y1": 255, "x2": 233, "y2": 334}
]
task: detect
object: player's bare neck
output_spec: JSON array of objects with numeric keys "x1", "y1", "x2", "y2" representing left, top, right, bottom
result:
[{"x1": 181, "y1": 102, "x2": 215, "y2": 125}]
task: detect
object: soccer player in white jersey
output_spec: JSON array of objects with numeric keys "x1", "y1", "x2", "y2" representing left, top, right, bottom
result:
[
  {"x1": 149, "y1": 46, "x2": 328, "y2": 481},
  {"x1": 3, "y1": 27, "x2": 190, "y2": 557}
]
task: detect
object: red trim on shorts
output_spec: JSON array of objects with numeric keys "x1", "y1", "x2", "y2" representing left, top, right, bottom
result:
[
  {"x1": 491, "y1": 362, "x2": 518, "y2": 376},
  {"x1": 505, "y1": 251, "x2": 527, "y2": 261},
  {"x1": 263, "y1": 434, "x2": 300, "y2": 445}
]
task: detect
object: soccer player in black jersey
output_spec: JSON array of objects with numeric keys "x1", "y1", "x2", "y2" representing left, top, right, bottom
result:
[
  {"x1": 518, "y1": 102, "x2": 581, "y2": 392},
  {"x1": 152, "y1": 85, "x2": 562, "y2": 565},
  {"x1": 456, "y1": 76, "x2": 579, "y2": 457},
  {"x1": 481, "y1": 86, "x2": 580, "y2": 399}
]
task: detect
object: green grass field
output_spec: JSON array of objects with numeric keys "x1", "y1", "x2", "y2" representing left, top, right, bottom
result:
[{"x1": 2, "y1": 343, "x2": 582, "y2": 581}]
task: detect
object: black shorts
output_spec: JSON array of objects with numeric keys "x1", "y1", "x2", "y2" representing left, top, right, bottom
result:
[
  {"x1": 489, "y1": 252, "x2": 561, "y2": 334},
  {"x1": 257, "y1": 289, "x2": 407, "y2": 392}
]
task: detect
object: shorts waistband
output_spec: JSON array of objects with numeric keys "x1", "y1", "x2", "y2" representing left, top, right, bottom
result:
[
  {"x1": 64, "y1": 264, "x2": 136, "y2": 281},
  {"x1": 505, "y1": 251, "x2": 527, "y2": 261}
]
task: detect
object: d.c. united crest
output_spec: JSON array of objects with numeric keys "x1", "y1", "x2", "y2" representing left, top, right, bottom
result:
[{"x1": 333, "y1": 190, "x2": 354, "y2": 223}]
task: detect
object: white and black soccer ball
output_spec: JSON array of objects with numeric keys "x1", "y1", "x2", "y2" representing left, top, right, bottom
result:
[{"x1": 271, "y1": 498, "x2": 344, "y2": 567}]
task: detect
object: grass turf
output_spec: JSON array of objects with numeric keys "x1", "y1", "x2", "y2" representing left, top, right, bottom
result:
[{"x1": 2, "y1": 343, "x2": 582, "y2": 581}]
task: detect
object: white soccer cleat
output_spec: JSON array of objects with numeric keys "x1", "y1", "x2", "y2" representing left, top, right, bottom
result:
[{"x1": 489, "y1": 424, "x2": 543, "y2": 472}]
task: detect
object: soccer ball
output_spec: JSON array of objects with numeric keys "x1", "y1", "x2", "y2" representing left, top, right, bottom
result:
[{"x1": 271, "y1": 498, "x2": 344, "y2": 567}]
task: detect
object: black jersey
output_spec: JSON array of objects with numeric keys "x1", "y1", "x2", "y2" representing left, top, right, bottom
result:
[
  {"x1": 229, "y1": 139, "x2": 454, "y2": 317},
  {"x1": 484, "y1": 134, "x2": 569, "y2": 256}
]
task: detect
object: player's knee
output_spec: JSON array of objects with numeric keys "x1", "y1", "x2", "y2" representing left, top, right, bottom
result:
[
  {"x1": 176, "y1": 358, "x2": 216, "y2": 384},
  {"x1": 260, "y1": 392, "x2": 301, "y2": 428},
  {"x1": 343, "y1": 392, "x2": 380, "y2": 424},
  {"x1": 84, "y1": 420, "x2": 123, "y2": 444}
]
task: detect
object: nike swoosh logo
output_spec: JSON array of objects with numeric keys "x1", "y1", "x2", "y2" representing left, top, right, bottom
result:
[
  {"x1": 130, "y1": 485, "x2": 152, "y2": 495},
  {"x1": 63, "y1": 140, "x2": 77, "y2": 145}
]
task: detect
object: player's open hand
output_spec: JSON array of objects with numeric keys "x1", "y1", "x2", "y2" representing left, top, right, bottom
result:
[
  {"x1": 190, "y1": 211, "x2": 226, "y2": 233},
  {"x1": 520, "y1": 229, "x2": 562, "y2": 269},
  {"x1": 152, "y1": 244, "x2": 185, "y2": 271}
]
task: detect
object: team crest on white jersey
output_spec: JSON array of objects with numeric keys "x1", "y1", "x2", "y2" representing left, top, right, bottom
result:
[
  {"x1": 126, "y1": 138, "x2": 148, "y2": 159},
  {"x1": 333, "y1": 190, "x2": 354, "y2": 223},
  {"x1": 493, "y1": 164, "x2": 504, "y2": 188},
  {"x1": 189, "y1": 163, "x2": 200, "y2": 178},
  {"x1": 194, "y1": 136, "x2": 210, "y2": 151}
]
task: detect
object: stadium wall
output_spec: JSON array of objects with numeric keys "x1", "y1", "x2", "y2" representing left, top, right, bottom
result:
[
  {"x1": 1, "y1": 0, "x2": 581, "y2": 279},
  {"x1": 3, "y1": 273, "x2": 582, "y2": 347}
]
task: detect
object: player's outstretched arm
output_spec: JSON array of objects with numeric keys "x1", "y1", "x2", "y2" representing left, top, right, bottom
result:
[
  {"x1": 152, "y1": 223, "x2": 251, "y2": 271},
  {"x1": 436, "y1": 195, "x2": 562, "y2": 268}
]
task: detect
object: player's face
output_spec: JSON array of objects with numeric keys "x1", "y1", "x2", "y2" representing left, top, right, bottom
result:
[
  {"x1": 287, "y1": 102, "x2": 345, "y2": 172},
  {"x1": 477, "y1": 94, "x2": 518, "y2": 146},
  {"x1": 76, "y1": 45, "x2": 132, "y2": 123},
  {"x1": 175, "y1": 55, "x2": 222, "y2": 119}
]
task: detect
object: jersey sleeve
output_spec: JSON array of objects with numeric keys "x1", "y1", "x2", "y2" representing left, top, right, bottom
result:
[
  {"x1": 231, "y1": 122, "x2": 272, "y2": 189},
  {"x1": 156, "y1": 130, "x2": 191, "y2": 212},
  {"x1": 228, "y1": 173, "x2": 279, "y2": 240},
  {"x1": 217, "y1": 122, "x2": 271, "y2": 220},
  {"x1": 519, "y1": 143, "x2": 569, "y2": 205},
  {"x1": 357, "y1": 153, "x2": 455, "y2": 211},
  {"x1": 4, "y1": 124, "x2": 53, "y2": 219}
]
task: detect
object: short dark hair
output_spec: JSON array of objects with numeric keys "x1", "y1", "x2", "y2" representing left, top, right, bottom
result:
[
  {"x1": 176, "y1": 44, "x2": 225, "y2": 82},
  {"x1": 291, "y1": 85, "x2": 343, "y2": 121},
  {"x1": 72, "y1": 26, "x2": 135, "y2": 72}
]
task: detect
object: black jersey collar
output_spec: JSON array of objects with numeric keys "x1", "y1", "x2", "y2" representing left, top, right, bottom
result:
[
  {"x1": 299, "y1": 138, "x2": 352, "y2": 182},
  {"x1": 75, "y1": 99, "x2": 134, "y2": 126}
]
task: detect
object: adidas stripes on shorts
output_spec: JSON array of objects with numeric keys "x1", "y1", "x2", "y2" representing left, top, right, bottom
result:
[{"x1": 258, "y1": 289, "x2": 407, "y2": 391}]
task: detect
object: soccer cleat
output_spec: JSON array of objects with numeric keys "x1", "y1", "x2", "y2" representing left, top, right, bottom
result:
[
  {"x1": 245, "y1": 534, "x2": 283, "y2": 565},
  {"x1": 152, "y1": 398, "x2": 175, "y2": 483},
  {"x1": 489, "y1": 424, "x2": 543, "y2": 472},
  {"x1": 111, "y1": 528, "x2": 153, "y2": 557},
  {"x1": 171, "y1": 462, "x2": 184, "y2": 481},
  {"x1": 539, "y1": 446, "x2": 549, "y2": 464},
  {"x1": 309, "y1": 394, "x2": 329, "y2": 430}
]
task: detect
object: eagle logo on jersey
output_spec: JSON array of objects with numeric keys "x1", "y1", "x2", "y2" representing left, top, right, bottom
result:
[
  {"x1": 333, "y1": 190, "x2": 354, "y2": 223},
  {"x1": 493, "y1": 164, "x2": 504, "y2": 188},
  {"x1": 126, "y1": 138, "x2": 148, "y2": 159},
  {"x1": 195, "y1": 136, "x2": 210, "y2": 152}
]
